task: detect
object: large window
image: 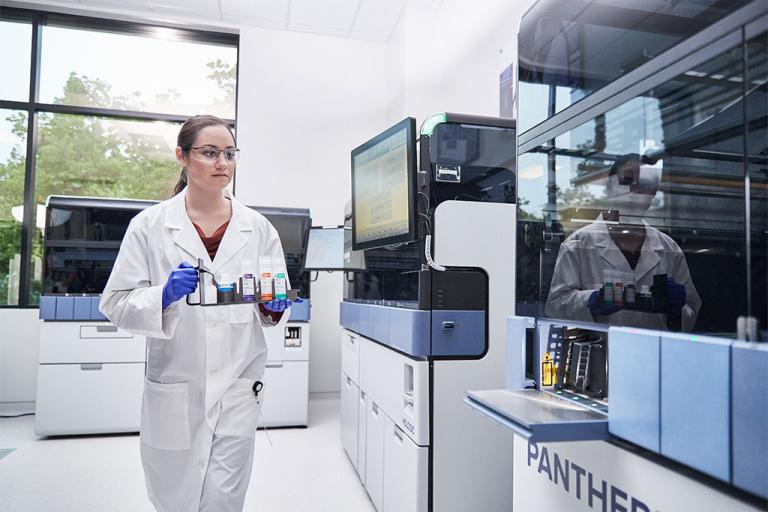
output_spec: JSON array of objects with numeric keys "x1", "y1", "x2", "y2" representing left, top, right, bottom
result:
[{"x1": 0, "y1": 9, "x2": 238, "y2": 307}]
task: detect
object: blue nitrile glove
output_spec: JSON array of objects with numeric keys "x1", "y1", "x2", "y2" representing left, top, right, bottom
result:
[
  {"x1": 162, "y1": 262, "x2": 198, "y2": 310},
  {"x1": 263, "y1": 297, "x2": 303, "y2": 313},
  {"x1": 587, "y1": 290, "x2": 621, "y2": 316},
  {"x1": 667, "y1": 277, "x2": 686, "y2": 309}
]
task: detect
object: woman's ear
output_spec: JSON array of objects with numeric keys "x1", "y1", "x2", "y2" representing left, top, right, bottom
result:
[{"x1": 175, "y1": 146, "x2": 186, "y2": 166}]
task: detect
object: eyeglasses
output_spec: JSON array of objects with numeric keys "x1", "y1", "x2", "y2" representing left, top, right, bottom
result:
[{"x1": 190, "y1": 146, "x2": 240, "y2": 163}]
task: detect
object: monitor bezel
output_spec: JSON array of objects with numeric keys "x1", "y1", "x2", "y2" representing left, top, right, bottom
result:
[{"x1": 351, "y1": 117, "x2": 417, "y2": 251}]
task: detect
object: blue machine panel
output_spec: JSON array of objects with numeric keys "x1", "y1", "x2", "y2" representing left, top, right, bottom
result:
[
  {"x1": 39, "y1": 296, "x2": 57, "y2": 320},
  {"x1": 608, "y1": 327, "x2": 661, "y2": 453},
  {"x1": 90, "y1": 296, "x2": 107, "y2": 321},
  {"x1": 731, "y1": 341, "x2": 768, "y2": 498},
  {"x1": 388, "y1": 307, "x2": 430, "y2": 356},
  {"x1": 288, "y1": 299, "x2": 310, "y2": 322},
  {"x1": 661, "y1": 333, "x2": 731, "y2": 482},
  {"x1": 358, "y1": 304, "x2": 371, "y2": 338},
  {"x1": 74, "y1": 297, "x2": 91, "y2": 320},
  {"x1": 430, "y1": 310, "x2": 485, "y2": 357},
  {"x1": 371, "y1": 306, "x2": 389, "y2": 345},
  {"x1": 55, "y1": 296, "x2": 75, "y2": 320}
]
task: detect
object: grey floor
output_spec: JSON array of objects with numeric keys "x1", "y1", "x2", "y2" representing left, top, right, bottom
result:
[{"x1": 0, "y1": 394, "x2": 375, "y2": 512}]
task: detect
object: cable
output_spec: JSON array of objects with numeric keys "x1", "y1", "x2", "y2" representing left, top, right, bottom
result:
[
  {"x1": 424, "y1": 235, "x2": 446, "y2": 272},
  {"x1": 0, "y1": 412, "x2": 34, "y2": 418}
]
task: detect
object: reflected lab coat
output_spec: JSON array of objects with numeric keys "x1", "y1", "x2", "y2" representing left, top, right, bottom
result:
[
  {"x1": 546, "y1": 216, "x2": 701, "y2": 331},
  {"x1": 99, "y1": 191, "x2": 286, "y2": 511}
]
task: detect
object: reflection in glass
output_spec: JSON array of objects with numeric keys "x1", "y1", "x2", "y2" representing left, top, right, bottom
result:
[
  {"x1": 518, "y1": 43, "x2": 749, "y2": 336},
  {"x1": 746, "y1": 32, "x2": 767, "y2": 337},
  {"x1": 518, "y1": 0, "x2": 735, "y2": 133},
  {"x1": 40, "y1": 25, "x2": 237, "y2": 118},
  {"x1": 0, "y1": 19, "x2": 32, "y2": 102},
  {"x1": 0, "y1": 110, "x2": 28, "y2": 305}
]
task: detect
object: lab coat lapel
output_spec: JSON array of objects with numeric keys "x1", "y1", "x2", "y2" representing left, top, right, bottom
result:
[
  {"x1": 164, "y1": 191, "x2": 212, "y2": 267},
  {"x1": 634, "y1": 222, "x2": 663, "y2": 281},
  {"x1": 209, "y1": 197, "x2": 250, "y2": 274},
  {"x1": 595, "y1": 217, "x2": 628, "y2": 271}
]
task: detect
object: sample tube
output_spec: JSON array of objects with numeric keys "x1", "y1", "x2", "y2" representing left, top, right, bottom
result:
[
  {"x1": 603, "y1": 269, "x2": 614, "y2": 305},
  {"x1": 614, "y1": 271, "x2": 624, "y2": 306},
  {"x1": 273, "y1": 256, "x2": 287, "y2": 300},
  {"x1": 259, "y1": 257, "x2": 273, "y2": 301},
  {"x1": 241, "y1": 260, "x2": 256, "y2": 303},
  {"x1": 625, "y1": 273, "x2": 636, "y2": 307}
]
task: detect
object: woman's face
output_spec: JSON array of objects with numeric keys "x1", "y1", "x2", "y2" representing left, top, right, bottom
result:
[{"x1": 176, "y1": 124, "x2": 237, "y2": 193}]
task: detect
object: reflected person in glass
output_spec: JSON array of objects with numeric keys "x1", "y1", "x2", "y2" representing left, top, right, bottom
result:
[{"x1": 545, "y1": 154, "x2": 701, "y2": 331}]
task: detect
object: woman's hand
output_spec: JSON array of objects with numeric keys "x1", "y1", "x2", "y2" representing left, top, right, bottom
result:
[
  {"x1": 162, "y1": 262, "x2": 198, "y2": 309},
  {"x1": 263, "y1": 297, "x2": 303, "y2": 313}
]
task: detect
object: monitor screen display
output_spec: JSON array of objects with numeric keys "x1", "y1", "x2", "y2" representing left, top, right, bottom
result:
[
  {"x1": 304, "y1": 227, "x2": 366, "y2": 271},
  {"x1": 352, "y1": 117, "x2": 416, "y2": 250}
]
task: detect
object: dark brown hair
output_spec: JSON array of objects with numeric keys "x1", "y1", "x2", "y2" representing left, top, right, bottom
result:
[{"x1": 172, "y1": 115, "x2": 236, "y2": 196}]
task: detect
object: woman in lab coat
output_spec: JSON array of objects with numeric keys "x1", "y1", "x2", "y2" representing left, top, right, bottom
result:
[
  {"x1": 545, "y1": 154, "x2": 701, "y2": 331},
  {"x1": 100, "y1": 115, "x2": 295, "y2": 512}
]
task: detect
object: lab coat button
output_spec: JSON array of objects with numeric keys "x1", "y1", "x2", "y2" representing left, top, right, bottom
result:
[
  {"x1": 198, "y1": 459, "x2": 205, "y2": 469},
  {"x1": 211, "y1": 367, "x2": 219, "y2": 375}
]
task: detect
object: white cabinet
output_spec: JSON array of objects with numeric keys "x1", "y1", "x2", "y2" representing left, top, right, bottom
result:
[
  {"x1": 259, "y1": 360, "x2": 309, "y2": 428},
  {"x1": 35, "y1": 362, "x2": 145, "y2": 436},
  {"x1": 358, "y1": 390, "x2": 368, "y2": 481},
  {"x1": 383, "y1": 416, "x2": 429, "y2": 512},
  {"x1": 35, "y1": 320, "x2": 146, "y2": 436},
  {"x1": 340, "y1": 371, "x2": 359, "y2": 466},
  {"x1": 365, "y1": 399, "x2": 385, "y2": 512}
]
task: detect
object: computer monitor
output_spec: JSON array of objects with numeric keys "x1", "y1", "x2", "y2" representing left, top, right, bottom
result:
[
  {"x1": 303, "y1": 226, "x2": 366, "y2": 271},
  {"x1": 351, "y1": 117, "x2": 417, "y2": 251}
]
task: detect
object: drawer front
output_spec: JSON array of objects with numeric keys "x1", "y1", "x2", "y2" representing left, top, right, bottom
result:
[
  {"x1": 365, "y1": 399, "x2": 385, "y2": 512},
  {"x1": 383, "y1": 416, "x2": 428, "y2": 512},
  {"x1": 340, "y1": 372, "x2": 359, "y2": 467},
  {"x1": 35, "y1": 362, "x2": 144, "y2": 436},
  {"x1": 39, "y1": 321, "x2": 145, "y2": 364},
  {"x1": 259, "y1": 361, "x2": 309, "y2": 427},
  {"x1": 341, "y1": 329, "x2": 359, "y2": 385}
]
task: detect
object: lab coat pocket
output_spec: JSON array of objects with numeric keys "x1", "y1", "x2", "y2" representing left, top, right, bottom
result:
[
  {"x1": 140, "y1": 379, "x2": 191, "y2": 450},
  {"x1": 216, "y1": 378, "x2": 261, "y2": 437}
]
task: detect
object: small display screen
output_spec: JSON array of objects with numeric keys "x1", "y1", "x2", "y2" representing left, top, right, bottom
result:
[{"x1": 303, "y1": 227, "x2": 361, "y2": 271}]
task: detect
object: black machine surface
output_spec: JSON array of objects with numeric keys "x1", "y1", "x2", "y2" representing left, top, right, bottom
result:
[
  {"x1": 247, "y1": 206, "x2": 311, "y2": 299},
  {"x1": 43, "y1": 196, "x2": 156, "y2": 295}
]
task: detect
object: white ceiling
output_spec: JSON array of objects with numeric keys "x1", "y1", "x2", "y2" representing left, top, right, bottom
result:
[{"x1": 51, "y1": 0, "x2": 445, "y2": 41}]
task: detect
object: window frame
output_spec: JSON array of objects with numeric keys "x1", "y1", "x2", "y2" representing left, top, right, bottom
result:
[{"x1": 0, "y1": 7, "x2": 239, "y2": 307}]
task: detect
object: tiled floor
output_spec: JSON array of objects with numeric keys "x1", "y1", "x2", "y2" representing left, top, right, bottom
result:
[{"x1": 0, "y1": 394, "x2": 375, "y2": 512}]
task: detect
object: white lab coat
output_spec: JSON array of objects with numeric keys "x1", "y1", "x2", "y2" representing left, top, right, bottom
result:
[
  {"x1": 546, "y1": 215, "x2": 701, "y2": 331},
  {"x1": 99, "y1": 190, "x2": 286, "y2": 512}
]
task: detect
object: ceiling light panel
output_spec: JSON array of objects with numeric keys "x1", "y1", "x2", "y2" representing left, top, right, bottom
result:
[
  {"x1": 289, "y1": 0, "x2": 361, "y2": 31},
  {"x1": 150, "y1": 0, "x2": 220, "y2": 15},
  {"x1": 221, "y1": 0, "x2": 291, "y2": 22}
]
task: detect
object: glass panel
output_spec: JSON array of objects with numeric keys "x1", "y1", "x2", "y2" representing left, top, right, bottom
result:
[
  {"x1": 746, "y1": 32, "x2": 767, "y2": 337},
  {"x1": 517, "y1": 44, "x2": 746, "y2": 337},
  {"x1": 0, "y1": 19, "x2": 32, "y2": 101},
  {"x1": 40, "y1": 25, "x2": 237, "y2": 118},
  {"x1": 518, "y1": 0, "x2": 734, "y2": 134},
  {"x1": 28, "y1": 114, "x2": 181, "y2": 304},
  {"x1": 0, "y1": 110, "x2": 28, "y2": 305}
]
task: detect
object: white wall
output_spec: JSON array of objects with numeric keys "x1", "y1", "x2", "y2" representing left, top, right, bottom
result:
[
  {"x1": 234, "y1": 27, "x2": 389, "y2": 393},
  {"x1": 0, "y1": 309, "x2": 40, "y2": 413},
  {"x1": 386, "y1": 0, "x2": 536, "y2": 125}
]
